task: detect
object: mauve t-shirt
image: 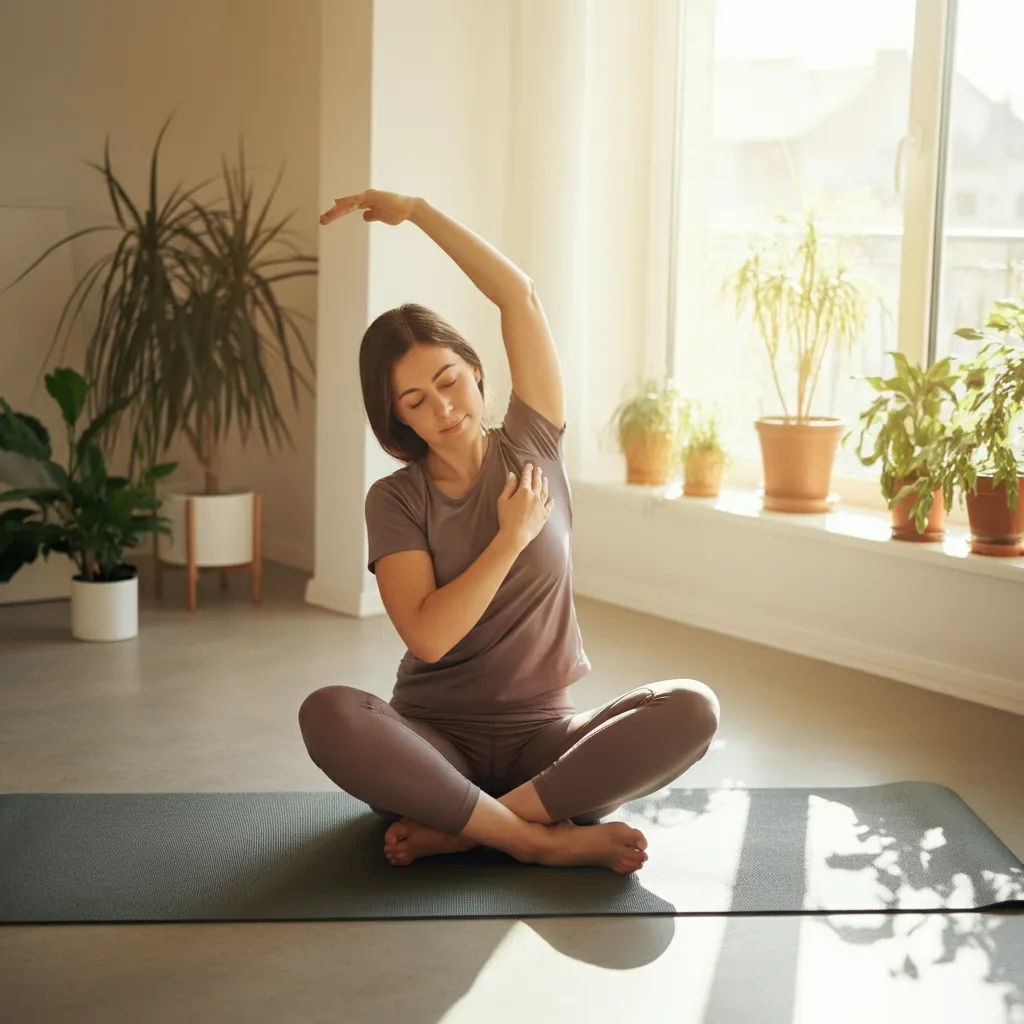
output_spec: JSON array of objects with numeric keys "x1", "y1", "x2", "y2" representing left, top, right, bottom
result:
[{"x1": 364, "y1": 391, "x2": 590, "y2": 711}]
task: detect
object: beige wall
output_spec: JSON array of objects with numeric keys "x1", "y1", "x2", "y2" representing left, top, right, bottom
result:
[
  {"x1": 2, "y1": 0, "x2": 675, "y2": 615},
  {"x1": 0, "y1": 0, "x2": 323, "y2": 587}
]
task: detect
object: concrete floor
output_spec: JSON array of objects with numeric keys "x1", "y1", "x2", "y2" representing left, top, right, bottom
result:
[{"x1": 1, "y1": 562, "x2": 1022, "y2": 1024}]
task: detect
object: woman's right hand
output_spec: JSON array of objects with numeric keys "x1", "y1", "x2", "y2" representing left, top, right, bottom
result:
[
  {"x1": 319, "y1": 189, "x2": 417, "y2": 227},
  {"x1": 497, "y1": 463, "x2": 553, "y2": 551}
]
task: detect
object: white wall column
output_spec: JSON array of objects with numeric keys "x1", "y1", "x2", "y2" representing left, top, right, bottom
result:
[{"x1": 304, "y1": 0, "x2": 377, "y2": 618}]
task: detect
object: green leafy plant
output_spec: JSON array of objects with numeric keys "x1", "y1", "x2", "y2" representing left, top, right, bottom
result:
[
  {"x1": 724, "y1": 207, "x2": 873, "y2": 422},
  {"x1": 0, "y1": 367, "x2": 177, "y2": 583},
  {"x1": 681, "y1": 399, "x2": 727, "y2": 456},
  {"x1": 2, "y1": 119, "x2": 317, "y2": 495},
  {"x1": 957, "y1": 295, "x2": 1024, "y2": 343},
  {"x1": 907, "y1": 297, "x2": 1024, "y2": 524},
  {"x1": 846, "y1": 351, "x2": 958, "y2": 528},
  {"x1": 609, "y1": 377, "x2": 684, "y2": 454}
]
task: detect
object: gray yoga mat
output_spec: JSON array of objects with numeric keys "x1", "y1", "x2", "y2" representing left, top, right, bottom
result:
[{"x1": 1, "y1": 782, "x2": 1021, "y2": 923}]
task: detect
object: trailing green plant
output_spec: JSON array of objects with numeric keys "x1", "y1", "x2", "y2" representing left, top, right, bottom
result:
[
  {"x1": 846, "y1": 351, "x2": 958, "y2": 527},
  {"x1": 1, "y1": 118, "x2": 317, "y2": 495},
  {"x1": 0, "y1": 367, "x2": 177, "y2": 583},
  {"x1": 905, "y1": 297, "x2": 1024, "y2": 525},
  {"x1": 724, "y1": 206, "x2": 873, "y2": 422},
  {"x1": 609, "y1": 377, "x2": 684, "y2": 454}
]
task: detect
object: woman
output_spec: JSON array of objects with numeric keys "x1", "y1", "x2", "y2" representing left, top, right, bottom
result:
[{"x1": 299, "y1": 190, "x2": 720, "y2": 875}]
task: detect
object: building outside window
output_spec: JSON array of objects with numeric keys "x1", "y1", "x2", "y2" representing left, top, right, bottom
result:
[{"x1": 666, "y1": 0, "x2": 1024, "y2": 487}]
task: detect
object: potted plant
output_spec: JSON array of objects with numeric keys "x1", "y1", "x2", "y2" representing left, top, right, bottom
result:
[
  {"x1": 2, "y1": 120, "x2": 316, "y2": 609},
  {"x1": 681, "y1": 400, "x2": 728, "y2": 498},
  {"x1": 0, "y1": 368, "x2": 176, "y2": 641},
  {"x1": 725, "y1": 207, "x2": 873, "y2": 512},
  {"x1": 609, "y1": 377, "x2": 683, "y2": 486},
  {"x1": 846, "y1": 351, "x2": 958, "y2": 541},
  {"x1": 909, "y1": 300, "x2": 1024, "y2": 556}
]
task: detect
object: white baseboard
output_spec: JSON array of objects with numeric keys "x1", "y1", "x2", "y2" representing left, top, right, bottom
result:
[
  {"x1": 304, "y1": 576, "x2": 385, "y2": 619},
  {"x1": 359, "y1": 588, "x2": 385, "y2": 618},
  {"x1": 262, "y1": 535, "x2": 314, "y2": 572},
  {"x1": 573, "y1": 568, "x2": 1024, "y2": 718},
  {"x1": 304, "y1": 577, "x2": 358, "y2": 616}
]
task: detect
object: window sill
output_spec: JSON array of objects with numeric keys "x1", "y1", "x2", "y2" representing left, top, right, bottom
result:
[
  {"x1": 572, "y1": 479, "x2": 1024, "y2": 586},
  {"x1": 569, "y1": 477, "x2": 1024, "y2": 715}
]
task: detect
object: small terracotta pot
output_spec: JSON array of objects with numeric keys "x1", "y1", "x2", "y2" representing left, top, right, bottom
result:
[
  {"x1": 624, "y1": 431, "x2": 674, "y2": 486},
  {"x1": 755, "y1": 417, "x2": 844, "y2": 513},
  {"x1": 889, "y1": 478, "x2": 945, "y2": 542},
  {"x1": 965, "y1": 475, "x2": 1024, "y2": 557},
  {"x1": 684, "y1": 449, "x2": 726, "y2": 497}
]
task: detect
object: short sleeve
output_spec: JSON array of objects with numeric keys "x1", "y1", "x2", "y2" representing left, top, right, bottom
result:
[
  {"x1": 364, "y1": 477, "x2": 431, "y2": 574},
  {"x1": 500, "y1": 390, "x2": 566, "y2": 461}
]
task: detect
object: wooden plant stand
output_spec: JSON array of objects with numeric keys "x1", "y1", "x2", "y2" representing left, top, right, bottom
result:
[{"x1": 153, "y1": 493, "x2": 263, "y2": 612}]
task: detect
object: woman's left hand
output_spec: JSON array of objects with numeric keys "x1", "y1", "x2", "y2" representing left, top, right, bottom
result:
[{"x1": 319, "y1": 189, "x2": 417, "y2": 227}]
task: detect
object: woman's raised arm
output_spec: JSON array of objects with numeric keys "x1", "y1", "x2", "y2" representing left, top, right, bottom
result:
[{"x1": 321, "y1": 190, "x2": 565, "y2": 428}]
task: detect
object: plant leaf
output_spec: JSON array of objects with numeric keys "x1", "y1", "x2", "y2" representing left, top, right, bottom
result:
[{"x1": 44, "y1": 367, "x2": 90, "y2": 427}]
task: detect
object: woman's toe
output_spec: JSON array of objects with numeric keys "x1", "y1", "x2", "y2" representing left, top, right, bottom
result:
[{"x1": 385, "y1": 820, "x2": 411, "y2": 847}]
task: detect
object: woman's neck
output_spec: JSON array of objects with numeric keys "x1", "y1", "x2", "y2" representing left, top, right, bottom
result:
[{"x1": 426, "y1": 428, "x2": 489, "y2": 489}]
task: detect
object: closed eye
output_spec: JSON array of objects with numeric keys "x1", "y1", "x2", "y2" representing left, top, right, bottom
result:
[{"x1": 409, "y1": 378, "x2": 456, "y2": 409}]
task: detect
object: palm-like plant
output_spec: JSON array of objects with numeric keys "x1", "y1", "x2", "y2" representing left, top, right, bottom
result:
[
  {"x1": 3, "y1": 119, "x2": 317, "y2": 494},
  {"x1": 724, "y1": 207, "x2": 872, "y2": 422}
]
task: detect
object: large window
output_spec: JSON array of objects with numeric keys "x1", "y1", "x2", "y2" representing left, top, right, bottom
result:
[
  {"x1": 667, "y1": 0, "x2": 1020, "y2": 486},
  {"x1": 935, "y1": 0, "x2": 1024, "y2": 361}
]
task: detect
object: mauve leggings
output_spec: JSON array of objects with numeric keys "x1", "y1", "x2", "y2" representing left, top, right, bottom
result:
[{"x1": 298, "y1": 679, "x2": 720, "y2": 836}]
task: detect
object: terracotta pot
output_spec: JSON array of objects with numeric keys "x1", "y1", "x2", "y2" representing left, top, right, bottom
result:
[
  {"x1": 684, "y1": 449, "x2": 725, "y2": 497},
  {"x1": 889, "y1": 478, "x2": 945, "y2": 542},
  {"x1": 965, "y1": 475, "x2": 1024, "y2": 557},
  {"x1": 755, "y1": 417, "x2": 844, "y2": 513},
  {"x1": 624, "y1": 431, "x2": 673, "y2": 486}
]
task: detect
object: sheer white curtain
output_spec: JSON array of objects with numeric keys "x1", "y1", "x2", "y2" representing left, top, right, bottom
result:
[{"x1": 504, "y1": 0, "x2": 676, "y2": 482}]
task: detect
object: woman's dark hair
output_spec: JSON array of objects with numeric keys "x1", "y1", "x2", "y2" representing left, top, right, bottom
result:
[{"x1": 359, "y1": 303, "x2": 486, "y2": 462}]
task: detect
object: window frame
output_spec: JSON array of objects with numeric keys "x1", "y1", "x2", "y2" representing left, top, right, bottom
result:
[{"x1": 655, "y1": 0, "x2": 961, "y2": 517}]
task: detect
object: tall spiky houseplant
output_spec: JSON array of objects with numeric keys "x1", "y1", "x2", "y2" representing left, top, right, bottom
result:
[
  {"x1": 3, "y1": 121, "x2": 317, "y2": 608},
  {"x1": 151, "y1": 147, "x2": 316, "y2": 495},
  {"x1": 3, "y1": 119, "x2": 317, "y2": 494},
  {"x1": 724, "y1": 207, "x2": 873, "y2": 512}
]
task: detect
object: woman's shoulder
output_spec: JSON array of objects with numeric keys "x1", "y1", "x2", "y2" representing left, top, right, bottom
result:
[
  {"x1": 495, "y1": 390, "x2": 566, "y2": 461},
  {"x1": 365, "y1": 461, "x2": 428, "y2": 521}
]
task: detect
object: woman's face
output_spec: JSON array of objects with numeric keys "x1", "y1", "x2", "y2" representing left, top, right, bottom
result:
[{"x1": 391, "y1": 343, "x2": 484, "y2": 449}]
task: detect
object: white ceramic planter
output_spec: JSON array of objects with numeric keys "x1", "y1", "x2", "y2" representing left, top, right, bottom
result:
[
  {"x1": 71, "y1": 573, "x2": 139, "y2": 642},
  {"x1": 160, "y1": 490, "x2": 256, "y2": 567}
]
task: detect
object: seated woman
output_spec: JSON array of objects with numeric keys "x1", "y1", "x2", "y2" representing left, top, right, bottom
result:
[{"x1": 299, "y1": 189, "x2": 720, "y2": 874}]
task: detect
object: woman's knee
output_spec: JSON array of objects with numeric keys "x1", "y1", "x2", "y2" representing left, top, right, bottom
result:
[
  {"x1": 651, "y1": 679, "x2": 721, "y2": 742},
  {"x1": 297, "y1": 684, "x2": 367, "y2": 753}
]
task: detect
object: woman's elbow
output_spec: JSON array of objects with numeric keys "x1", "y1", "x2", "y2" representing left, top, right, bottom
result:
[
  {"x1": 408, "y1": 633, "x2": 446, "y2": 664},
  {"x1": 499, "y1": 275, "x2": 536, "y2": 310}
]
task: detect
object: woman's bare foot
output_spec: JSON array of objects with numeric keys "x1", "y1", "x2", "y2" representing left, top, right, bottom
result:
[
  {"x1": 383, "y1": 818, "x2": 477, "y2": 866},
  {"x1": 533, "y1": 820, "x2": 648, "y2": 875}
]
